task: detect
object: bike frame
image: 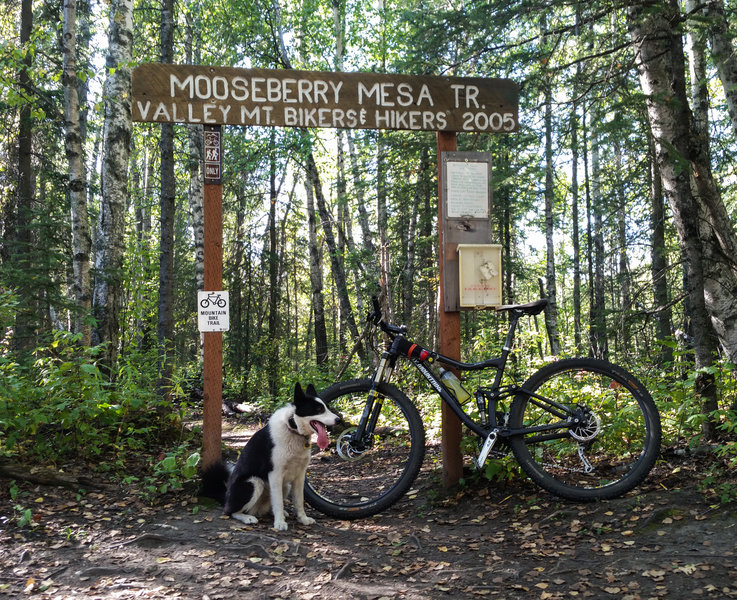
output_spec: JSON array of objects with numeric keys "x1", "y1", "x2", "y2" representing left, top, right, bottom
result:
[{"x1": 352, "y1": 307, "x2": 577, "y2": 454}]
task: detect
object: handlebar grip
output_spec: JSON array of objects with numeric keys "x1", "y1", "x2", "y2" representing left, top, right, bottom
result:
[{"x1": 368, "y1": 295, "x2": 382, "y2": 324}]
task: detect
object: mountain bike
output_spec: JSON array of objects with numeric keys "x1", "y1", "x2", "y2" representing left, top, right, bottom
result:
[{"x1": 304, "y1": 297, "x2": 661, "y2": 519}]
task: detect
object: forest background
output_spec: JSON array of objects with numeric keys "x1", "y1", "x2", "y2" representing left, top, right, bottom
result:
[{"x1": 1, "y1": 0, "x2": 736, "y2": 501}]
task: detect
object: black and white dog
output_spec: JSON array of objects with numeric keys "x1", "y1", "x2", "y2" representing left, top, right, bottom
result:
[{"x1": 201, "y1": 383, "x2": 339, "y2": 531}]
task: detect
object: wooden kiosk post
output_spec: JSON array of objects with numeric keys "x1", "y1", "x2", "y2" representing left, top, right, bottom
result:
[{"x1": 436, "y1": 131, "x2": 463, "y2": 488}]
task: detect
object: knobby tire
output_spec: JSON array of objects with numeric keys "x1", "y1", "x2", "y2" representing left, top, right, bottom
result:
[
  {"x1": 508, "y1": 358, "x2": 661, "y2": 501},
  {"x1": 304, "y1": 379, "x2": 425, "y2": 519}
]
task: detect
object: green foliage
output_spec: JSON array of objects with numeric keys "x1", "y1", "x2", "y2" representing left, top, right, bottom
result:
[
  {"x1": 0, "y1": 330, "x2": 195, "y2": 477},
  {"x1": 129, "y1": 445, "x2": 201, "y2": 502},
  {"x1": 8, "y1": 481, "x2": 35, "y2": 529}
]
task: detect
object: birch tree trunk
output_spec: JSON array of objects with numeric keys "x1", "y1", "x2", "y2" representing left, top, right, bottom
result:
[
  {"x1": 93, "y1": 0, "x2": 132, "y2": 367},
  {"x1": 346, "y1": 131, "x2": 378, "y2": 282},
  {"x1": 377, "y1": 131, "x2": 392, "y2": 317},
  {"x1": 627, "y1": 0, "x2": 720, "y2": 437},
  {"x1": 188, "y1": 126, "x2": 205, "y2": 292},
  {"x1": 685, "y1": 0, "x2": 711, "y2": 146},
  {"x1": 62, "y1": 0, "x2": 92, "y2": 346},
  {"x1": 703, "y1": 0, "x2": 737, "y2": 138}
]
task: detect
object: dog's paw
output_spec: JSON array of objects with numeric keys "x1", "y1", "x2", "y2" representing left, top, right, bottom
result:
[
  {"x1": 273, "y1": 520, "x2": 288, "y2": 531},
  {"x1": 298, "y1": 515, "x2": 316, "y2": 526},
  {"x1": 231, "y1": 513, "x2": 258, "y2": 525}
]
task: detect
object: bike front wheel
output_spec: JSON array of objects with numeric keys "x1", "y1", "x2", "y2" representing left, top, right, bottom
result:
[
  {"x1": 508, "y1": 358, "x2": 661, "y2": 501},
  {"x1": 305, "y1": 379, "x2": 425, "y2": 519}
]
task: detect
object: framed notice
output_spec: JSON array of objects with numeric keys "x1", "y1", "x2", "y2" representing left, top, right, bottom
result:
[
  {"x1": 457, "y1": 244, "x2": 502, "y2": 308},
  {"x1": 446, "y1": 160, "x2": 489, "y2": 218}
]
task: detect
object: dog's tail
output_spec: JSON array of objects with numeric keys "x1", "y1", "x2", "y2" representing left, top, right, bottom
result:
[{"x1": 200, "y1": 461, "x2": 231, "y2": 504}]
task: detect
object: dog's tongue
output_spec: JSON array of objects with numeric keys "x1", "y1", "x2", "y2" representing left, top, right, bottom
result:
[{"x1": 311, "y1": 421, "x2": 329, "y2": 450}]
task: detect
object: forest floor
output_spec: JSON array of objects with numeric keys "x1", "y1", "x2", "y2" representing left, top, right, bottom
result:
[{"x1": 1, "y1": 416, "x2": 736, "y2": 600}]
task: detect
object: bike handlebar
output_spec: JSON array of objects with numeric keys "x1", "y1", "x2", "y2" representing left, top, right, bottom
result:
[{"x1": 369, "y1": 296, "x2": 407, "y2": 336}]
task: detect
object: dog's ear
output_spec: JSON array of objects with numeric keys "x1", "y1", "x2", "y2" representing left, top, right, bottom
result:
[
  {"x1": 294, "y1": 382, "x2": 304, "y2": 402},
  {"x1": 306, "y1": 383, "x2": 317, "y2": 398}
]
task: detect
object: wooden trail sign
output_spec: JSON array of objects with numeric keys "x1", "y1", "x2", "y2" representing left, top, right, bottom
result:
[
  {"x1": 132, "y1": 62, "x2": 518, "y2": 483},
  {"x1": 132, "y1": 63, "x2": 518, "y2": 133}
]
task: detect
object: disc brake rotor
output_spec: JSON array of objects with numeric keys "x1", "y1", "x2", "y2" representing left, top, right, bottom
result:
[
  {"x1": 336, "y1": 427, "x2": 367, "y2": 460},
  {"x1": 569, "y1": 408, "x2": 601, "y2": 442}
]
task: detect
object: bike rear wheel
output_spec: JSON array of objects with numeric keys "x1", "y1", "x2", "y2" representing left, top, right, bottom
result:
[
  {"x1": 305, "y1": 379, "x2": 425, "y2": 519},
  {"x1": 508, "y1": 358, "x2": 661, "y2": 501}
]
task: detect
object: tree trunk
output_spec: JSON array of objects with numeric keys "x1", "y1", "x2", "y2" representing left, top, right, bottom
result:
[
  {"x1": 93, "y1": 0, "x2": 133, "y2": 369},
  {"x1": 268, "y1": 135, "x2": 280, "y2": 400},
  {"x1": 589, "y1": 125, "x2": 608, "y2": 360},
  {"x1": 305, "y1": 174, "x2": 329, "y2": 365},
  {"x1": 402, "y1": 147, "x2": 429, "y2": 326},
  {"x1": 63, "y1": 0, "x2": 92, "y2": 346},
  {"x1": 686, "y1": 0, "x2": 711, "y2": 146},
  {"x1": 627, "y1": 0, "x2": 719, "y2": 438},
  {"x1": 648, "y1": 132, "x2": 674, "y2": 365},
  {"x1": 703, "y1": 0, "x2": 737, "y2": 139},
  {"x1": 377, "y1": 131, "x2": 391, "y2": 318},
  {"x1": 157, "y1": 0, "x2": 176, "y2": 397},
  {"x1": 346, "y1": 131, "x2": 377, "y2": 266},
  {"x1": 570, "y1": 102, "x2": 583, "y2": 354},
  {"x1": 614, "y1": 138, "x2": 632, "y2": 355},
  {"x1": 543, "y1": 69, "x2": 560, "y2": 355},
  {"x1": 12, "y1": 0, "x2": 35, "y2": 353},
  {"x1": 185, "y1": 16, "x2": 205, "y2": 294},
  {"x1": 307, "y1": 153, "x2": 362, "y2": 356}
]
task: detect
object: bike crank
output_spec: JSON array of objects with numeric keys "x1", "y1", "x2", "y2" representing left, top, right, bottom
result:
[{"x1": 474, "y1": 430, "x2": 499, "y2": 470}]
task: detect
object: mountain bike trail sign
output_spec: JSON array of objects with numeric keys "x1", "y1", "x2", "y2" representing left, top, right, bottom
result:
[{"x1": 198, "y1": 291, "x2": 229, "y2": 332}]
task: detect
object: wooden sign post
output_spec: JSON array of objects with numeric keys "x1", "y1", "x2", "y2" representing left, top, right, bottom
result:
[
  {"x1": 131, "y1": 63, "x2": 519, "y2": 480},
  {"x1": 436, "y1": 131, "x2": 463, "y2": 487},
  {"x1": 202, "y1": 124, "x2": 223, "y2": 468}
]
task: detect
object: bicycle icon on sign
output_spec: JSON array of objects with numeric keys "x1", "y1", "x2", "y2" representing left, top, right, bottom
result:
[{"x1": 200, "y1": 292, "x2": 227, "y2": 309}]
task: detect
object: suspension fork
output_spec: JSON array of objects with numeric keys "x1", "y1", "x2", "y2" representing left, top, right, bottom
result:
[{"x1": 353, "y1": 351, "x2": 395, "y2": 444}]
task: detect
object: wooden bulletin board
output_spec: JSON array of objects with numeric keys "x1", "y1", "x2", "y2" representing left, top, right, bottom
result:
[{"x1": 440, "y1": 152, "x2": 493, "y2": 311}]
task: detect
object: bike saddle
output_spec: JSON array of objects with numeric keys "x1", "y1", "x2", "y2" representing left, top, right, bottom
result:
[{"x1": 495, "y1": 298, "x2": 548, "y2": 316}]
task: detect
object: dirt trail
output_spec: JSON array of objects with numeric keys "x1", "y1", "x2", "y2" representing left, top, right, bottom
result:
[{"x1": 2, "y1": 420, "x2": 736, "y2": 599}]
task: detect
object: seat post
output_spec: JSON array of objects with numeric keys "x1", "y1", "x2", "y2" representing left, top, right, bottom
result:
[{"x1": 490, "y1": 311, "x2": 521, "y2": 389}]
